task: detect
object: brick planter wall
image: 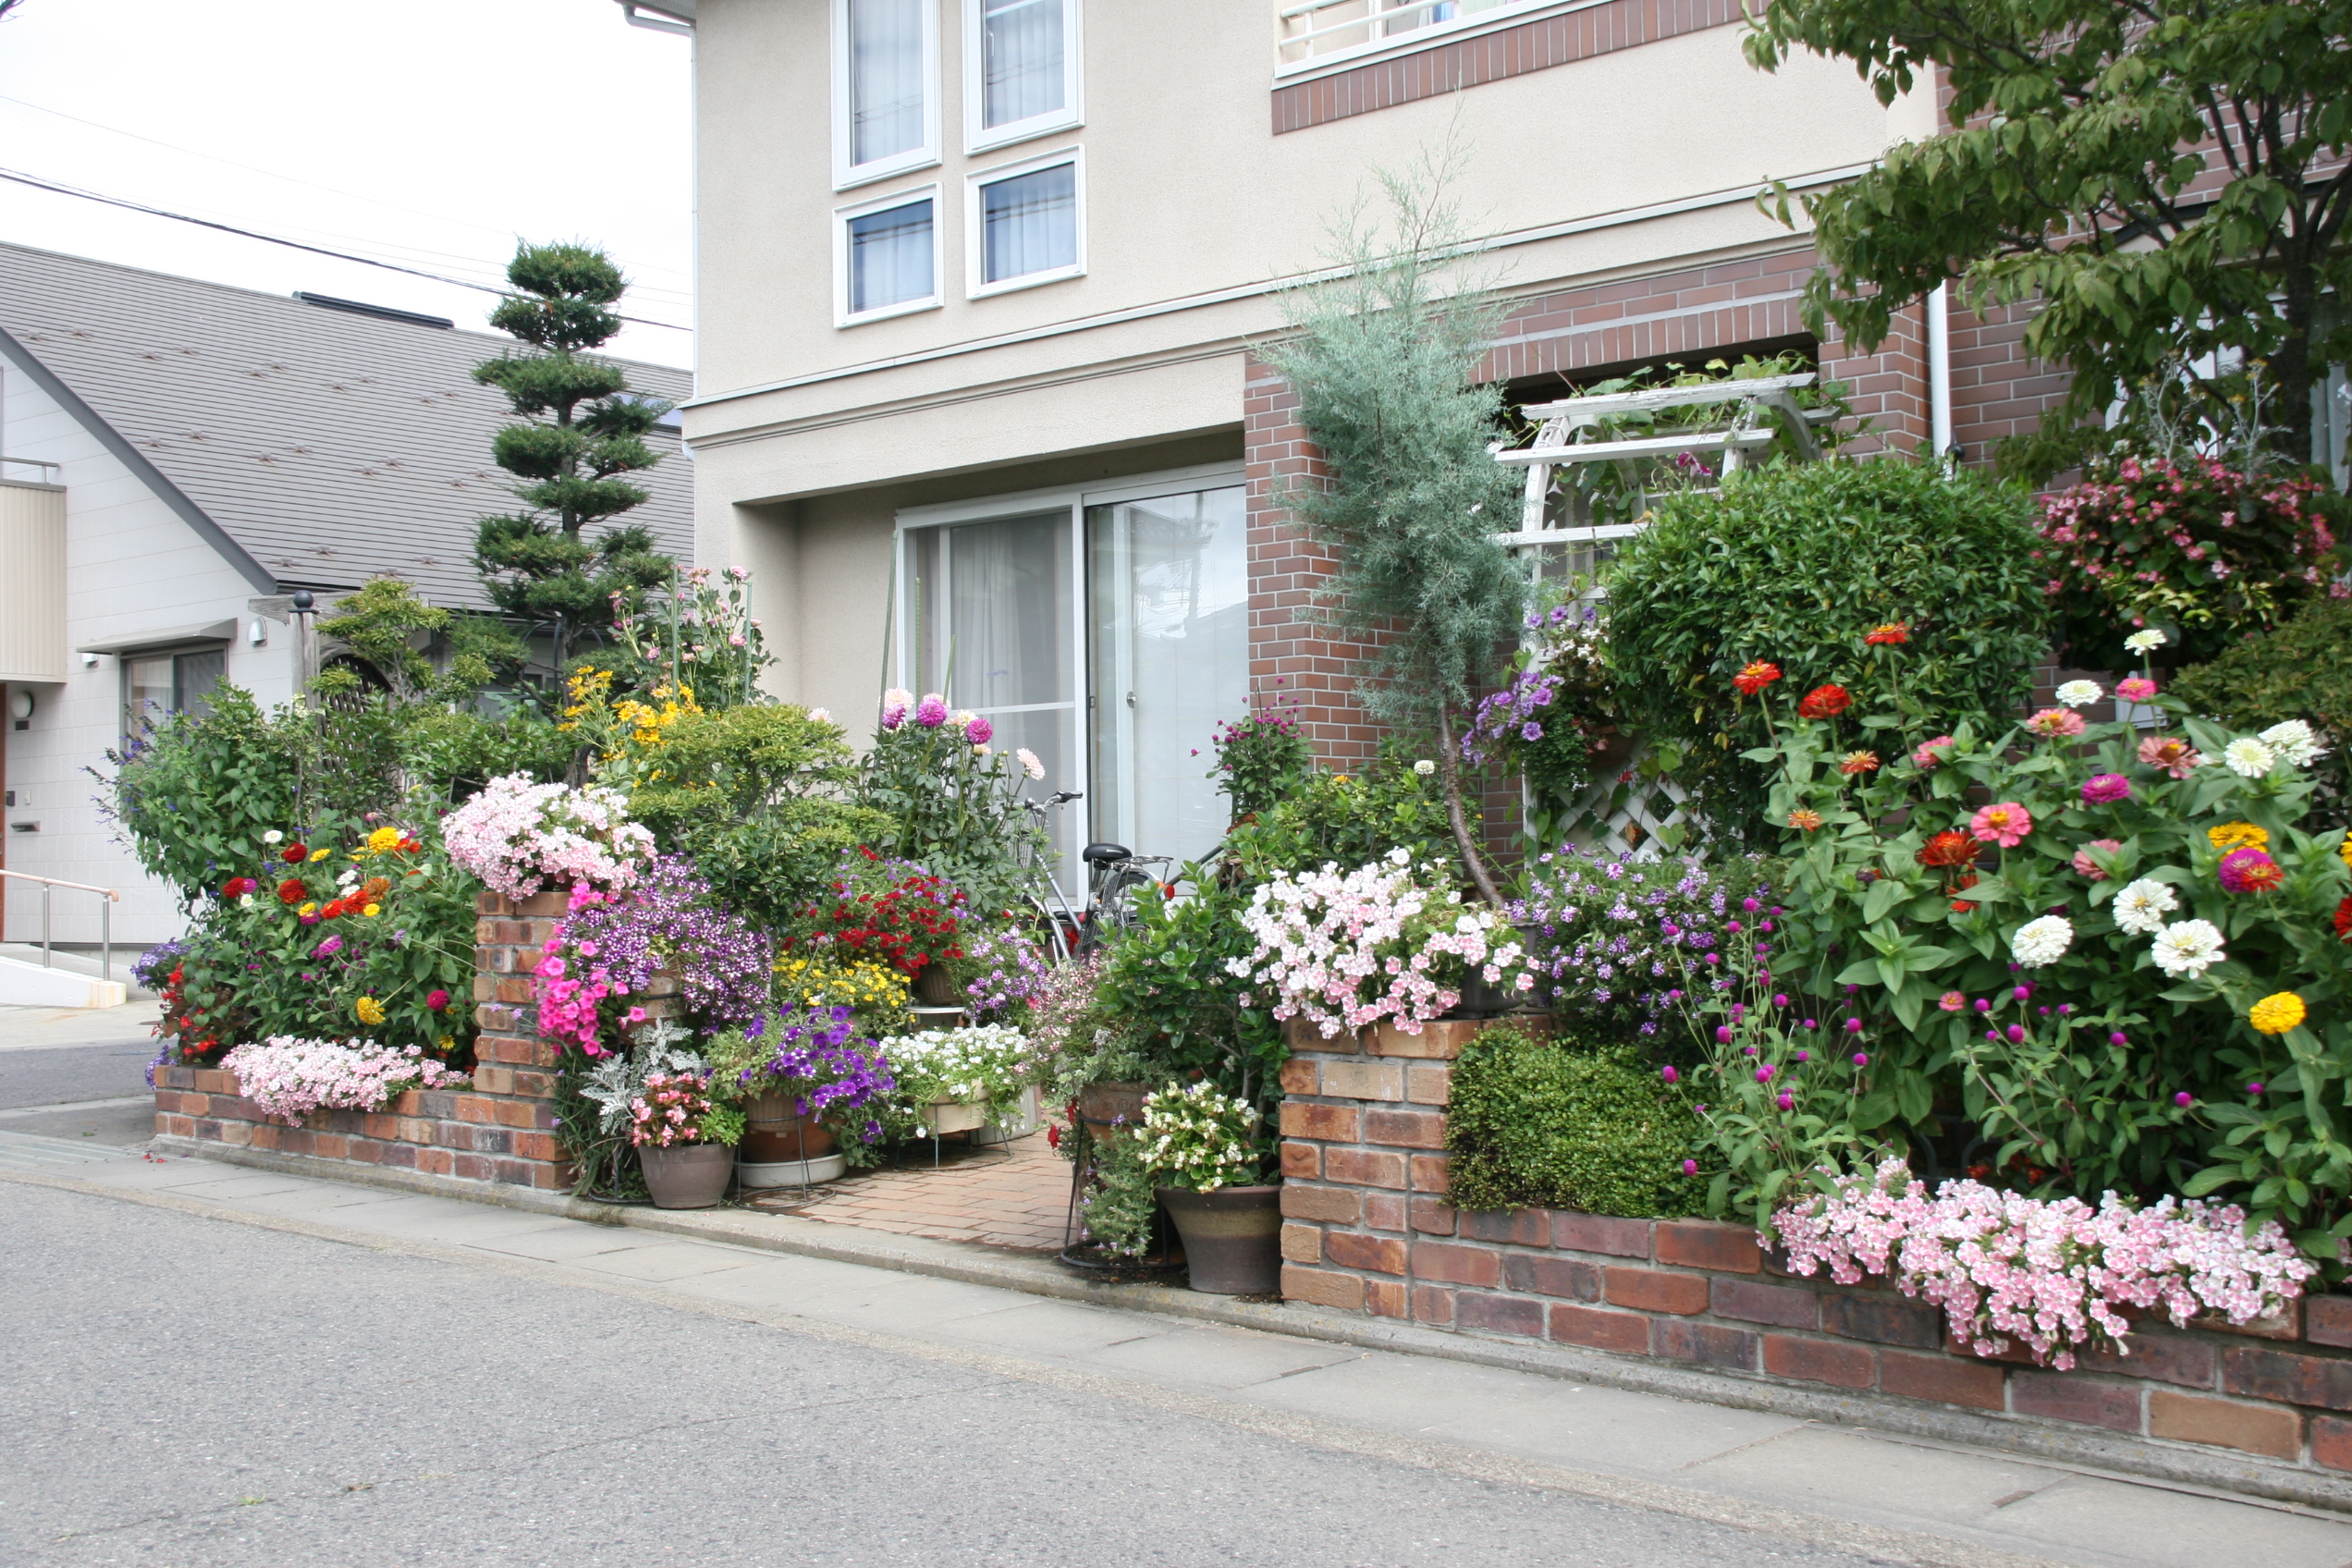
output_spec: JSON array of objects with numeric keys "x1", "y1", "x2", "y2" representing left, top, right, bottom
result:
[
  {"x1": 1279, "y1": 1017, "x2": 2352, "y2": 1489},
  {"x1": 150, "y1": 890, "x2": 639, "y2": 1191}
]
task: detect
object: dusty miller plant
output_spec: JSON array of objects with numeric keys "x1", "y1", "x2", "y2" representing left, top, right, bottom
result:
[{"x1": 1258, "y1": 146, "x2": 1529, "y2": 903}]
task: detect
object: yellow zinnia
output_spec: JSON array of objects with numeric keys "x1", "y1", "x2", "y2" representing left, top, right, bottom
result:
[
  {"x1": 309, "y1": 847, "x2": 331, "y2": 863},
  {"x1": 2340, "y1": 833, "x2": 2352, "y2": 872},
  {"x1": 2209, "y1": 821, "x2": 2270, "y2": 853},
  {"x1": 355, "y1": 996, "x2": 387, "y2": 1026},
  {"x1": 2249, "y1": 992, "x2": 2308, "y2": 1036},
  {"x1": 362, "y1": 902, "x2": 382, "y2": 918},
  {"x1": 299, "y1": 901, "x2": 318, "y2": 916},
  {"x1": 366, "y1": 826, "x2": 402, "y2": 854}
]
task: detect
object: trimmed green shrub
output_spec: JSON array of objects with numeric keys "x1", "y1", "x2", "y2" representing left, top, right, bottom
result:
[
  {"x1": 2169, "y1": 594, "x2": 2352, "y2": 797},
  {"x1": 1443, "y1": 1022, "x2": 1706, "y2": 1218},
  {"x1": 1605, "y1": 459, "x2": 2052, "y2": 837}
]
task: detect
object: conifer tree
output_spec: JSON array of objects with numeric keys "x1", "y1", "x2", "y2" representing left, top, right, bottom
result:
[{"x1": 471, "y1": 242, "x2": 675, "y2": 668}]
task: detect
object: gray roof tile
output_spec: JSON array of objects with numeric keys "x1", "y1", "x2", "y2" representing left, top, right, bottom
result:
[{"x1": 0, "y1": 241, "x2": 693, "y2": 611}]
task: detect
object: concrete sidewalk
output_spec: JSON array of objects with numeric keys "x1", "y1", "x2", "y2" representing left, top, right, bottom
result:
[{"x1": 10, "y1": 1135, "x2": 2352, "y2": 1568}]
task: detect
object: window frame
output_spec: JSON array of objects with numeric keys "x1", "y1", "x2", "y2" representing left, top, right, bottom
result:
[
  {"x1": 1275, "y1": 0, "x2": 1585, "y2": 81},
  {"x1": 963, "y1": 146, "x2": 1086, "y2": 300},
  {"x1": 832, "y1": 0, "x2": 942, "y2": 191},
  {"x1": 835, "y1": 183, "x2": 945, "y2": 327},
  {"x1": 962, "y1": 0, "x2": 1084, "y2": 155}
]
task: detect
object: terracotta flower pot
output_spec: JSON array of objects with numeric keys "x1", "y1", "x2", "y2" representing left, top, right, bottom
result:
[
  {"x1": 1077, "y1": 1081, "x2": 1145, "y2": 1139},
  {"x1": 1156, "y1": 1184, "x2": 1282, "y2": 1294},
  {"x1": 637, "y1": 1141, "x2": 733, "y2": 1209}
]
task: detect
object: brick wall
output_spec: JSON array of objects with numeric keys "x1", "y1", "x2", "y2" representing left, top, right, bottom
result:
[
  {"x1": 149, "y1": 890, "x2": 639, "y2": 1191},
  {"x1": 1279, "y1": 1017, "x2": 2352, "y2": 1484}
]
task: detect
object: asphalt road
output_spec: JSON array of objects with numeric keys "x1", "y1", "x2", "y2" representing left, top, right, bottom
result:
[
  {"x1": 0, "y1": 1183, "x2": 1891, "y2": 1568},
  {"x1": 0, "y1": 1041, "x2": 158, "y2": 1111}
]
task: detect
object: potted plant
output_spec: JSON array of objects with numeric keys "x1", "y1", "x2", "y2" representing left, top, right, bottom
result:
[
  {"x1": 630, "y1": 1068, "x2": 743, "y2": 1209},
  {"x1": 724, "y1": 1004, "x2": 894, "y2": 1185},
  {"x1": 886, "y1": 1024, "x2": 1031, "y2": 1139},
  {"x1": 1139, "y1": 1081, "x2": 1280, "y2": 1295}
]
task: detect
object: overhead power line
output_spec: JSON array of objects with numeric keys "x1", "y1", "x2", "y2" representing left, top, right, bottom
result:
[{"x1": 0, "y1": 165, "x2": 693, "y2": 333}]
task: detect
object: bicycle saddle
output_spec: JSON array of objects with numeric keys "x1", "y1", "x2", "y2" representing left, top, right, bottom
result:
[{"x1": 1081, "y1": 842, "x2": 1131, "y2": 864}]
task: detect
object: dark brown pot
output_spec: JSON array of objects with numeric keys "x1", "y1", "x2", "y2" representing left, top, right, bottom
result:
[
  {"x1": 1156, "y1": 1185, "x2": 1282, "y2": 1294},
  {"x1": 1078, "y1": 1081, "x2": 1146, "y2": 1138},
  {"x1": 740, "y1": 1112, "x2": 837, "y2": 1163},
  {"x1": 637, "y1": 1141, "x2": 733, "y2": 1209},
  {"x1": 914, "y1": 962, "x2": 962, "y2": 1006}
]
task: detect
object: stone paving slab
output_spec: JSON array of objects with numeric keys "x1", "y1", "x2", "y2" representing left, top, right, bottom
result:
[{"x1": 19, "y1": 1143, "x2": 2352, "y2": 1568}]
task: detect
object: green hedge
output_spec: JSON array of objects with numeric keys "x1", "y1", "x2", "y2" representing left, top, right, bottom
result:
[{"x1": 1442, "y1": 1023, "x2": 1707, "y2": 1218}]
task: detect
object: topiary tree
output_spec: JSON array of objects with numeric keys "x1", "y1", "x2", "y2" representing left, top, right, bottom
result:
[
  {"x1": 471, "y1": 242, "x2": 676, "y2": 670},
  {"x1": 1257, "y1": 155, "x2": 1529, "y2": 903},
  {"x1": 1605, "y1": 459, "x2": 2053, "y2": 839}
]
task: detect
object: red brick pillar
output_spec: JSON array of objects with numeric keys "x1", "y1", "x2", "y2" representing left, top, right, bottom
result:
[{"x1": 463, "y1": 889, "x2": 575, "y2": 1188}]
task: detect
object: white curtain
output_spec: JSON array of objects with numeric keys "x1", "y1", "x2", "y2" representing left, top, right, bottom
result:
[
  {"x1": 982, "y1": 0, "x2": 1064, "y2": 129},
  {"x1": 981, "y1": 164, "x2": 1076, "y2": 284},
  {"x1": 850, "y1": 0, "x2": 925, "y2": 165},
  {"x1": 849, "y1": 199, "x2": 933, "y2": 312},
  {"x1": 1087, "y1": 485, "x2": 1248, "y2": 863}
]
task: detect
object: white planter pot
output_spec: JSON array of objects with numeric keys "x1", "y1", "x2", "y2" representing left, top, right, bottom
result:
[
  {"x1": 972, "y1": 1085, "x2": 1041, "y2": 1145},
  {"x1": 923, "y1": 1098, "x2": 988, "y2": 1135},
  {"x1": 735, "y1": 1151, "x2": 848, "y2": 1188}
]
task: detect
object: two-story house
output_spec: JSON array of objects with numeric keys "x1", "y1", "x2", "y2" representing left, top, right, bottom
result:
[{"x1": 621, "y1": 0, "x2": 2068, "y2": 872}]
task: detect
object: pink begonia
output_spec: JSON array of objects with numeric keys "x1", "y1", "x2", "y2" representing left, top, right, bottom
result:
[
  {"x1": 1775, "y1": 1159, "x2": 2315, "y2": 1369},
  {"x1": 442, "y1": 774, "x2": 655, "y2": 900},
  {"x1": 1230, "y1": 852, "x2": 1534, "y2": 1037},
  {"x1": 223, "y1": 1037, "x2": 464, "y2": 1122},
  {"x1": 1969, "y1": 801, "x2": 2033, "y2": 848}
]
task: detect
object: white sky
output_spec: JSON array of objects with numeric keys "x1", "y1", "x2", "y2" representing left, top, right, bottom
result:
[{"x1": 0, "y1": 0, "x2": 695, "y2": 368}]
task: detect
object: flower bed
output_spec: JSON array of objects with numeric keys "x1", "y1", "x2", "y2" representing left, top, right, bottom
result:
[{"x1": 1277, "y1": 1016, "x2": 2352, "y2": 1500}]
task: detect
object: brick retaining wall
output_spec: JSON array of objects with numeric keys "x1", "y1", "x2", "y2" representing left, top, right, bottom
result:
[
  {"x1": 150, "y1": 890, "x2": 625, "y2": 1191},
  {"x1": 1278, "y1": 1017, "x2": 2352, "y2": 1484}
]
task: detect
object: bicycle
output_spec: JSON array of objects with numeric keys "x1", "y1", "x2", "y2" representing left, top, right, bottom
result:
[{"x1": 1015, "y1": 788, "x2": 1175, "y2": 962}]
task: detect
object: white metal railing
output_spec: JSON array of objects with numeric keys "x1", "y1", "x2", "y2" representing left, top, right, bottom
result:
[
  {"x1": 0, "y1": 869, "x2": 121, "y2": 984},
  {"x1": 0, "y1": 456, "x2": 62, "y2": 485},
  {"x1": 1278, "y1": 0, "x2": 1535, "y2": 69}
]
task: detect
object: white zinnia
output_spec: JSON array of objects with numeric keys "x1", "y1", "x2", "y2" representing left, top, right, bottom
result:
[
  {"x1": 2054, "y1": 680, "x2": 2103, "y2": 709},
  {"x1": 2259, "y1": 719, "x2": 2329, "y2": 768},
  {"x1": 2124, "y1": 629, "x2": 2168, "y2": 655},
  {"x1": 263, "y1": 829, "x2": 284, "y2": 845},
  {"x1": 2223, "y1": 737, "x2": 2278, "y2": 778},
  {"x1": 2151, "y1": 918, "x2": 2226, "y2": 979},
  {"x1": 1415, "y1": 759, "x2": 1437, "y2": 776},
  {"x1": 2112, "y1": 877, "x2": 2180, "y2": 936},
  {"x1": 2010, "y1": 914, "x2": 2074, "y2": 968}
]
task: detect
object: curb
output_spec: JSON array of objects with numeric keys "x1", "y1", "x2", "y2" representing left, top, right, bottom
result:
[{"x1": 147, "y1": 1135, "x2": 2352, "y2": 1515}]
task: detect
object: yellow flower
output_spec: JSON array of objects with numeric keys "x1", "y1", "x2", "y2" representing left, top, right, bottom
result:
[
  {"x1": 2340, "y1": 833, "x2": 2352, "y2": 872},
  {"x1": 2249, "y1": 992, "x2": 2307, "y2": 1036},
  {"x1": 437, "y1": 1035, "x2": 455, "y2": 1053},
  {"x1": 362, "y1": 902, "x2": 382, "y2": 918},
  {"x1": 299, "y1": 901, "x2": 319, "y2": 916},
  {"x1": 2208, "y1": 821, "x2": 2270, "y2": 853},
  {"x1": 309, "y1": 848, "x2": 331, "y2": 863},
  {"x1": 355, "y1": 996, "x2": 387, "y2": 1026},
  {"x1": 364, "y1": 826, "x2": 402, "y2": 855}
]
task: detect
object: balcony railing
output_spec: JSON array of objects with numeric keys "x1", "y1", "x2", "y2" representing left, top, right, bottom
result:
[
  {"x1": 0, "y1": 457, "x2": 62, "y2": 486},
  {"x1": 1277, "y1": 0, "x2": 1538, "y2": 71}
]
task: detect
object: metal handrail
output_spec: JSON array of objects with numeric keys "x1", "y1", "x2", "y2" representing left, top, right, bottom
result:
[
  {"x1": 0, "y1": 868, "x2": 121, "y2": 984},
  {"x1": 0, "y1": 456, "x2": 63, "y2": 485}
]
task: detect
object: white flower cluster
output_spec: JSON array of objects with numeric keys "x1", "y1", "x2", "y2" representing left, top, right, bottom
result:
[
  {"x1": 2007, "y1": 915, "x2": 2073, "y2": 968},
  {"x1": 885, "y1": 1024, "x2": 1032, "y2": 1114},
  {"x1": 442, "y1": 774, "x2": 655, "y2": 900},
  {"x1": 1229, "y1": 850, "x2": 1532, "y2": 1037},
  {"x1": 2106, "y1": 874, "x2": 2225, "y2": 977},
  {"x1": 1138, "y1": 1080, "x2": 1260, "y2": 1193}
]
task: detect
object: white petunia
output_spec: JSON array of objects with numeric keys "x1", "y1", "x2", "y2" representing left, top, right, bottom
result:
[
  {"x1": 2258, "y1": 719, "x2": 2329, "y2": 768},
  {"x1": 2010, "y1": 914, "x2": 2074, "y2": 968},
  {"x1": 2124, "y1": 629, "x2": 2169, "y2": 655},
  {"x1": 2223, "y1": 737, "x2": 2278, "y2": 778},
  {"x1": 2151, "y1": 918, "x2": 2226, "y2": 978},
  {"x1": 2112, "y1": 877, "x2": 2180, "y2": 936},
  {"x1": 2055, "y1": 680, "x2": 2103, "y2": 709}
]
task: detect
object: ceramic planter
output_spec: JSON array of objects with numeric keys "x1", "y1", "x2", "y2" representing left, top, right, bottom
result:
[
  {"x1": 1077, "y1": 1081, "x2": 1145, "y2": 1139},
  {"x1": 973, "y1": 1084, "x2": 1042, "y2": 1145},
  {"x1": 1156, "y1": 1184, "x2": 1282, "y2": 1295},
  {"x1": 638, "y1": 1141, "x2": 734, "y2": 1209},
  {"x1": 923, "y1": 1097, "x2": 989, "y2": 1135},
  {"x1": 737, "y1": 1105, "x2": 846, "y2": 1187},
  {"x1": 913, "y1": 962, "x2": 962, "y2": 1007}
]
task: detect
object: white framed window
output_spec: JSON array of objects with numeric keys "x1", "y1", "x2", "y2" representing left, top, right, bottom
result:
[
  {"x1": 833, "y1": 0, "x2": 939, "y2": 190},
  {"x1": 964, "y1": 147, "x2": 1084, "y2": 299},
  {"x1": 836, "y1": 186, "x2": 942, "y2": 325},
  {"x1": 962, "y1": 0, "x2": 1082, "y2": 153}
]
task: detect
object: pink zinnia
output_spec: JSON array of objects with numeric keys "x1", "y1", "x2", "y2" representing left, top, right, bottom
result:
[
  {"x1": 2080, "y1": 773, "x2": 2130, "y2": 803},
  {"x1": 1970, "y1": 802, "x2": 2033, "y2": 847},
  {"x1": 1912, "y1": 735, "x2": 1955, "y2": 768},
  {"x1": 2072, "y1": 839, "x2": 2124, "y2": 880},
  {"x1": 2218, "y1": 847, "x2": 2285, "y2": 894},
  {"x1": 2027, "y1": 706, "x2": 2087, "y2": 739},
  {"x1": 2138, "y1": 735, "x2": 2202, "y2": 778},
  {"x1": 2116, "y1": 677, "x2": 2157, "y2": 703}
]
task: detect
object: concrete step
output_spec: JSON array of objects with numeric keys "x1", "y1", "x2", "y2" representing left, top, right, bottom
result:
[
  {"x1": 0, "y1": 943, "x2": 153, "y2": 999},
  {"x1": 0, "y1": 953, "x2": 127, "y2": 1009}
]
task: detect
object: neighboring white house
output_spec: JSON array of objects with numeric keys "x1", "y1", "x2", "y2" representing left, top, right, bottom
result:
[{"x1": 0, "y1": 243, "x2": 693, "y2": 949}]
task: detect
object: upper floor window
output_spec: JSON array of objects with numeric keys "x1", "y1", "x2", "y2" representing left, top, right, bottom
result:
[
  {"x1": 967, "y1": 150, "x2": 1084, "y2": 296},
  {"x1": 835, "y1": 0, "x2": 939, "y2": 189},
  {"x1": 1278, "y1": 0, "x2": 1544, "y2": 74},
  {"x1": 839, "y1": 188, "x2": 941, "y2": 324},
  {"x1": 965, "y1": 0, "x2": 1082, "y2": 152}
]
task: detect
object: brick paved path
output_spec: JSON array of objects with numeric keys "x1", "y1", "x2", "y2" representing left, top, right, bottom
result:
[{"x1": 788, "y1": 1131, "x2": 1073, "y2": 1253}]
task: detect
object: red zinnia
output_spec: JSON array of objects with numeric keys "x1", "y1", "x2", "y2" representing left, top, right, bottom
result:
[
  {"x1": 1733, "y1": 662, "x2": 1782, "y2": 695},
  {"x1": 2336, "y1": 897, "x2": 2352, "y2": 943},
  {"x1": 1865, "y1": 622, "x2": 1911, "y2": 646},
  {"x1": 1949, "y1": 872, "x2": 1981, "y2": 913},
  {"x1": 1839, "y1": 750, "x2": 1880, "y2": 777},
  {"x1": 282, "y1": 844, "x2": 308, "y2": 864},
  {"x1": 1798, "y1": 684, "x2": 1852, "y2": 719},
  {"x1": 276, "y1": 877, "x2": 306, "y2": 904},
  {"x1": 1917, "y1": 830, "x2": 1980, "y2": 869}
]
